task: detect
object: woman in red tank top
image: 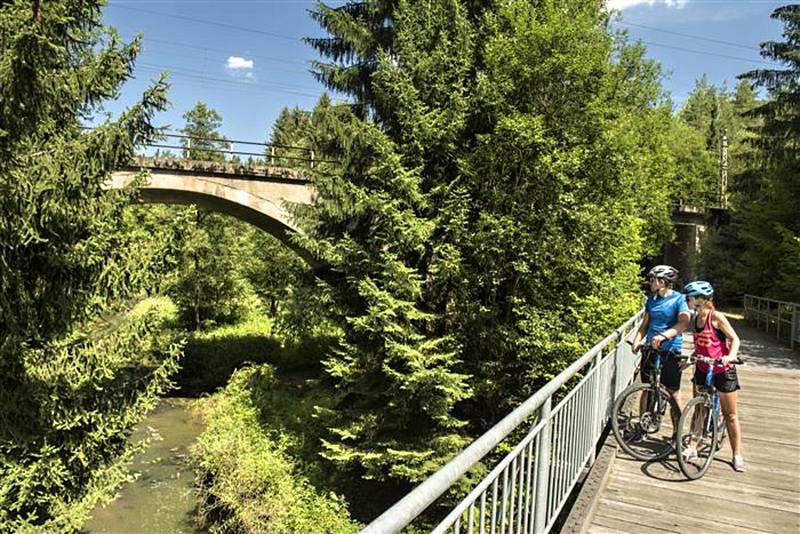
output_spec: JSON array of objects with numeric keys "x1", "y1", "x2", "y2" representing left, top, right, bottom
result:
[{"x1": 683, "y1": 280, "x2": 745, "y2": 472}]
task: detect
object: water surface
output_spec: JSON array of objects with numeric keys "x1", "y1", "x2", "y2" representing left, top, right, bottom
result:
[{"x1": 82, "y1": 397, "x2": 205, "y2": 534}]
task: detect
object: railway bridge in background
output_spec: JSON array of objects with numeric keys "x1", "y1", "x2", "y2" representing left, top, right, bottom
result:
[
  {"x1": 108, "y1": 156, "x2": 314, "y2": 260},
  {"x1": 110, "y1": 155, "x2": 722, "y2": 278}
]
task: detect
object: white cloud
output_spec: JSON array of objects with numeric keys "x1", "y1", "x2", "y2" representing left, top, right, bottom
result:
[
  {"x1": 225, "y1": 56, "x2": 254, "y2": 70},
  {"x1": 606, "y1": 0, "x2": 688, "y2": 11}
]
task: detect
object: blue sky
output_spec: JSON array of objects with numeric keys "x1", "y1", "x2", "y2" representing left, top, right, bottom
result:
[{"x1": 100, "y1": 0, "x2": 788, "y2": 144}]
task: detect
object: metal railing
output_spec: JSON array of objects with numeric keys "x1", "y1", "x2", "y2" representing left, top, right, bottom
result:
[
  {"x1": 362, "y1": 310, "x2": 644, "y2": 534},
  {"x1": 744, "y1": 294, "x2": 799, "y2": 350}
]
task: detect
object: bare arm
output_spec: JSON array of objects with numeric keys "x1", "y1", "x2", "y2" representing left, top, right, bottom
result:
[
  {"x1": 714, "y1": 312, "x2": 741, "y2": 361},
  {"x1": 632, "y1": 312, "x2": 650, "y2": 351}
]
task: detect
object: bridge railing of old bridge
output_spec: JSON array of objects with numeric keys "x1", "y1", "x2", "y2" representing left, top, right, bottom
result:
[
  {"x1": 362, "y1": 311, "x2": 644, "y2": 534},
  {"x1": 142, "y1": 131, "x2": 336, "y2": 168},
  {"x1": 744, "y1": 294, "x2": 800, "y2": 350}
]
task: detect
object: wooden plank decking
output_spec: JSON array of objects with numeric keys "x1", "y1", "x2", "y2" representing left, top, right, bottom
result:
[{"x1": 588, "y1": 317, "x2": 800, "y2": 534}]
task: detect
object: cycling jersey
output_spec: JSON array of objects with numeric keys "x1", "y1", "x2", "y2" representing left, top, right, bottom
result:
[{"x1": 645, "y1": 290, "x2": 688, "y2": 353}]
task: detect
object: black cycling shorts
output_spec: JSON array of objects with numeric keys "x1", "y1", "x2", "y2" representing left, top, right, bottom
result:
[
  {"x1": 693, "y1": 367, "x2": 741, "y2": 393},
  {"x1": 640, "y1": 350, "x2": 683, "y2": 391}
]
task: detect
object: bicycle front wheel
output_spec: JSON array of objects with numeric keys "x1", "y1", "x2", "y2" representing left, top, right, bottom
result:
[
  {"x1": 676, "y1": 395, "x2": 718, "y2": 480},
  {"x1": 612, "y1": 382, "x2": 679, "y2": 461}
]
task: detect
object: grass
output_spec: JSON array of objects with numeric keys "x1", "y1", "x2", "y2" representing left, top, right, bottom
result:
[{"x1": 190, "y1": 364, "x2": 359, "y2": 534}]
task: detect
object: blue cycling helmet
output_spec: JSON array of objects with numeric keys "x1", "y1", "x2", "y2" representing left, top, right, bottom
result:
[{"x1": 683, "y1": 280, "x2": 714, "y2": 297}]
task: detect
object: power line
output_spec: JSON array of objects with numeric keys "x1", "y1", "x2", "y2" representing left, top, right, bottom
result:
[
  {"x1": 138, "y1": 62, "x2": 319, "y2": 92},
  {"x1": 129, "y1": 35, "x2": 310, "y2": 67},
  {"x1": 639, "y1": 40, "x2": 781, "y2": 66},
  {"x1": 616, "y1": 20, "x2": 758, "y2": 51},
  {"x1": 107, "y1": 4, "x2": 303, "y2": 41},
  {"x1": 135, "y1": 66, "x2": 325, "y2": 98}
]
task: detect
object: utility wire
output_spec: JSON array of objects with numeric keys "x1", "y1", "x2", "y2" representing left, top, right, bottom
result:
[
  {"x1": 108, "y1": 4, "x2": 303, "y2": 41},
  {"x1": 135, "y1": 66, "x2": 325, "y2": 98},
  {"x1": 138, "y1": 62, "x2": 320, "y2": 93},
  {"x1": 640, "y1": 40, "x2": 781, "y2": 66},
  {"x1": 616, "y1": 21, "x2": 759, "y2": 51}
]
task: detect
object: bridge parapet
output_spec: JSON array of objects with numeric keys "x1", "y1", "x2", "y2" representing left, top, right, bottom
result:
[{"x1": 123, "y1": 156, "x2": 309, "y2": 182}]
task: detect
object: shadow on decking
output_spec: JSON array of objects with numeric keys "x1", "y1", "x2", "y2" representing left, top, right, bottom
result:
[{"x1": 729, "y1": 318, "x2": 800, "y2": 371}]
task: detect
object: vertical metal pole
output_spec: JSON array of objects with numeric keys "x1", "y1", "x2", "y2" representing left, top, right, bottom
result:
[
  {"x1": 777, "y1": 303, "x2": 782, "y2": 341},
  {"x1": 791, "y1": 305, "x2": 797, "y2": 351},
  {"x1": 269, "y1": 146, "x2": 275, "y2": 166},
  {"x1": 588, "y1": 351, "x2": 603, "y2": 467},
  {"x1": 310, "y1": 149, "x2": 315, "y2": 169},
  {"x1": 719, "y1": 130, "x2": 728, "y2": 209},
  {"x1": 533, "y1": 397, "x2": 552, "y2": 534}
]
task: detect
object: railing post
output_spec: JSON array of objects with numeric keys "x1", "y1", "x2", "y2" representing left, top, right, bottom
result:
[
  {"x1": 792, "y1": 305, "x2": 797, "y2": 351},
  {"x1": 777, "y1": 303, "x2": 782, "y2": 341},
  {"x1": 533, "y1": 396, "x2": 552, "y2": 534},
  {"x1": 587, "y1": 350, "x2": 603, "y2": 468},
  {"x1": 310, "y1": 149, "x2": 315, "y2": 169}
]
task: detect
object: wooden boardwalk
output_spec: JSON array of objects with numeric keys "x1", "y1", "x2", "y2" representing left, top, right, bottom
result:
[{"x1": 588, "y1": 317, "x2": 800, "y2": 534}]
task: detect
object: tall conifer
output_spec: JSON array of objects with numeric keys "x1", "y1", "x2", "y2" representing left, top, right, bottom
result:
[{"x1": 0, "y1": 1, "x2": 179, "y2": 528}]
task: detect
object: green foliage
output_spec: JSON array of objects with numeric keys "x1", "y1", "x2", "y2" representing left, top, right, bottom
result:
[
  {"x1": 708, "y1": 4, "x2": 800, "y2": 301},
  {"x1": 190, "y1": 365, "x2": 359, "y2": 534},
  {"x1": 180, "y1": 101, "x2": 230, "y2": 161},
  {"x1": 268, "y1": 105, "x2": 314, "y2": 168},
  {"x1": 299, "y1": 0, "x2": 675, "y2": 504},
  {"x1": 673, "y1": 77, "x2": 761, "y2": 206},
  {"x1": 170, "y1": 209, "x2": 263, "y2": 330},
  {"x1": 0, "y1": 0, "x2": 180, "y2": 528},
  {"x1": 0, "y1": 299, "x2": 183, "y2": 531}
]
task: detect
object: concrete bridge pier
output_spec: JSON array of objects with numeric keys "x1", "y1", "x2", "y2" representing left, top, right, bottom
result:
[{"x1": 664, "y1": 205, "x2": 728, "y2": 284}]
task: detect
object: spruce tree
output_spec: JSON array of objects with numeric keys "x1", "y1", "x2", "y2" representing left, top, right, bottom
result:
[
  {"x1": 301, "y1": 0, "x2": 679, "y2": 512},
  {"x1": 171, "y1": 102, "x2": 252, "y2": 329},
  {"x1": 0, "y1": 1, "x2": 181, "y2": 528},
  {"x1": 180, "y1": 101, "x2": 229, "y2": 161},
  {"x1": 735, "y1": 5, "x2": 800, "y2": 300},
  {"x1": 268, "y1": 105, "x2": 313, "y2": 168}
]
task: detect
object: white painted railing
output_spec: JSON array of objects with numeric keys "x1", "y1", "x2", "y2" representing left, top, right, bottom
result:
[
  {"x1": 362, "y1": 310, "x2": 644, "y2": 534},
  {"x1": 744, "y1": 294, "x2": 799, "y2": 350}
]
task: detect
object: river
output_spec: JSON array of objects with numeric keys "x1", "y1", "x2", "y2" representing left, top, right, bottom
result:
[{"x1": 82, "y1": 397, "x2": 205, "y2": 534}]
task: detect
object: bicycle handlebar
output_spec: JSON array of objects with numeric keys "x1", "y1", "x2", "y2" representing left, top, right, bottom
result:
[
  {"x1": 679, "y1": 355, "x2": 745, "y2": 366},
  {"x1": 626, "y1": 340, "x2": 744, "y2": 366}
]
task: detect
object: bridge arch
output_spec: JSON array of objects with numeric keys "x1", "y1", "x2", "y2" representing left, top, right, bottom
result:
[{"x1": 108, "y1": 159, "x2": 315, "y2": 262}]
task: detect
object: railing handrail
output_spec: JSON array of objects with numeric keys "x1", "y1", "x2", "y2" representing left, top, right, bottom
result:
[
  {"x1": 744, "y1": 294, "x2": 799, "y2": 308},
  {"x1": 361, "y1": 310, "x2": 643, "y2": 534}
]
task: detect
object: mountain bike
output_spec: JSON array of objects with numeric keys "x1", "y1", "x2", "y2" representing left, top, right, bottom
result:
[
  {"x1": 611, "y1": 341, "x2": 682, "y2": 461},
  {"x1": 675, "y1": 355, "x2": 744, "y2": 480}
]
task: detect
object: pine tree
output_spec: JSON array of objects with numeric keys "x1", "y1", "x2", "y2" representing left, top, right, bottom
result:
[
  {"x1": 268, "y1": 105, "x2": 314, "y2": 168},
  {"x1": 735, "y1": 5, "x2": 800, "y2": 300},
  {"x1": 306, "y1": 1, "x2": 397, "y2": 115},
  {"x1": 171, "y1": 103, "x2": 252, "y2": 329},
  {"x1": 180, "y1": 101, "x2": 229, "y2": 161},
  {"x1": 0, "y1": 1, "x2": 181, "y2": 528},
  {"x1": 296, "y1": 0, "x2": 478, "y2": 504}
]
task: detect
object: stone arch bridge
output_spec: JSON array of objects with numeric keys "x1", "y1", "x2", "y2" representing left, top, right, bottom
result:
[{"x1": 108, "y1": 157, "x2": 315, "y2": 259}]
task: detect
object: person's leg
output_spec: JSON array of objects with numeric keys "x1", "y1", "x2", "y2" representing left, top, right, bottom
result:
[
  {"x1": 720, "y1": 390, "x2": 742, "y2": 456},
  {"x1": 717, "y1": 368, "x2": 743, "y2": 468},
  {"x1": 663, "y1": 355, "x2": 684, "y2": 429}
]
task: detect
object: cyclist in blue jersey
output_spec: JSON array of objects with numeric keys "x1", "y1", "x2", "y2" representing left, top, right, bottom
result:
[{"x1": 631, "y1": 265, "x2": 691, "y2": 423}]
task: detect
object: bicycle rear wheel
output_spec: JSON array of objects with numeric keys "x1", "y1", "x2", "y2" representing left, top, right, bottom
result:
[
  {"x1": 676, "y1": 395, "x2": 718, "y2": 480},
  {"x1": 612, "y1": 382, "x2": 678, "y2": 461}
]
